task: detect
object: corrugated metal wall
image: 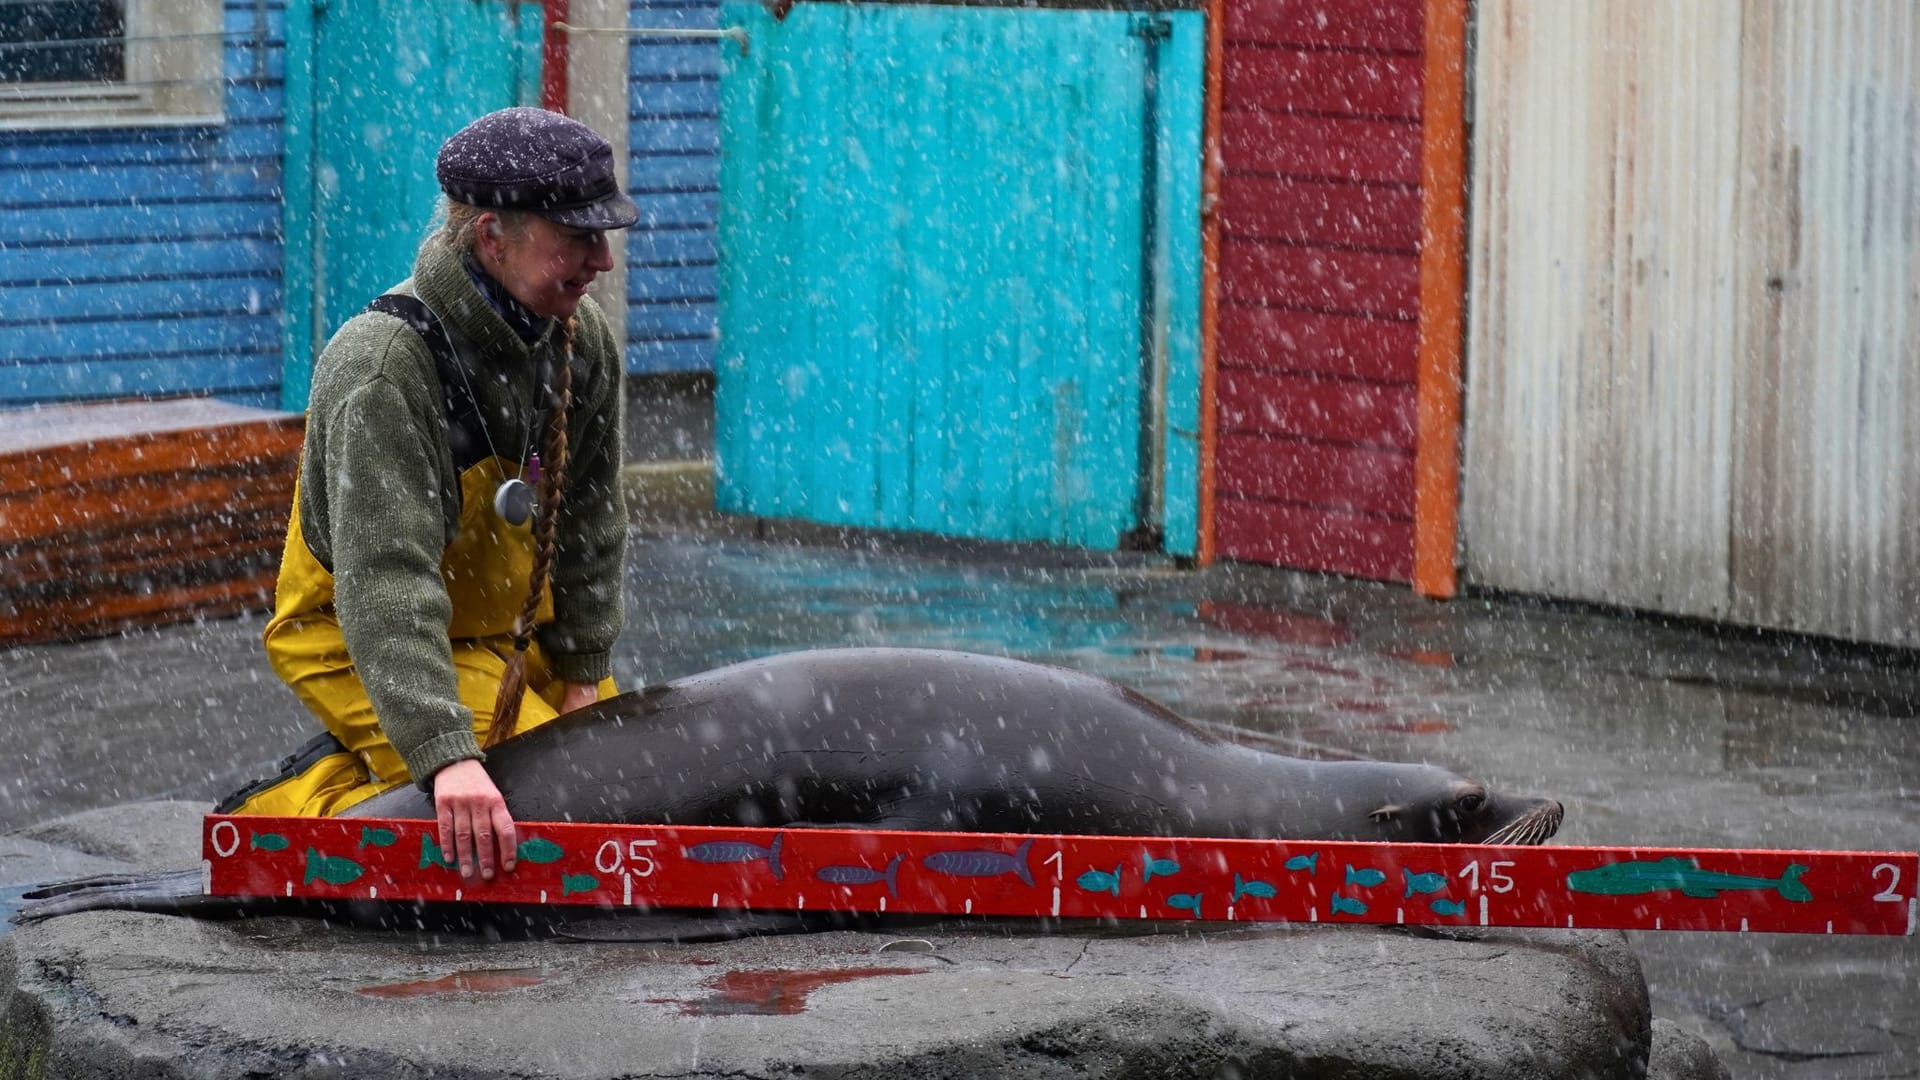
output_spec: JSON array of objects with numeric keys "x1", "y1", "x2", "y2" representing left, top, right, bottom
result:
[
  {"x1": 626, "y1": 0, "x2": 721, "y2": 373},
  {"x1": 1211, "y1": 0, "x2": 1427, "y2": 582},
  {"x1": 1464, "y1": 0, "x2": 1920, "y2": 645},
  {"x1": 0, "y1": 0, "x2": 287, "y2": 408}
]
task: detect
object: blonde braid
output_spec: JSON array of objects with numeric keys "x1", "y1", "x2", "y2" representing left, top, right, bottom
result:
[{"x1": 485, "y1": 317, "x2": 576, "y2": 748}]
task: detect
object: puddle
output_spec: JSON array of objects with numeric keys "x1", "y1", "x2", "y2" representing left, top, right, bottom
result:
[
  {"x1": 1199, "y1": 601, "x2": 1352, "y2": 648},
  {"x1": 651, "y1": 966, "x2": 923, "y2": 1016}
]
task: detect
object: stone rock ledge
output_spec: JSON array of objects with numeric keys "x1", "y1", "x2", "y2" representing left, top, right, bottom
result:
[{"x1": 2, "y1": 802, "x2": 1727, "y2": 1080}]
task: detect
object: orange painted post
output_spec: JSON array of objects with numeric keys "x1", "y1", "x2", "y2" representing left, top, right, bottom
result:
[
  {"x1": 208, "y1": 816, "x2": 1920, "y2": 936},
  {"x1": 1412, "y1": 0, "x2": 1469, "y2": 598},
  {"x1": 1193, "y1": 0, "x2": 1226, "y2": 566}
]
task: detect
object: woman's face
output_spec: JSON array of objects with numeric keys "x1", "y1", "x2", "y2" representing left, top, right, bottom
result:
[{"x1": 480, "y1": 212, "x2": 615, "y2": 320}]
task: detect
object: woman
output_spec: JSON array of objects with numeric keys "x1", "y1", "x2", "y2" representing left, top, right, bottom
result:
[{"x1": 223, "y1": 108, "x2": 636, "y2": 885}]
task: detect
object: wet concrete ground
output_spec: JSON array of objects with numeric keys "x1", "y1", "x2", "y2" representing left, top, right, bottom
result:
[{"x1": 3, "y1": 524, "x2": 1916, "y2": 1078}]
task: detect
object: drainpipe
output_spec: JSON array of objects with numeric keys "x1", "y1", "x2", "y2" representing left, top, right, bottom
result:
[{"x1": 543, "y1": 0, "x2": 570, "y2": 112}]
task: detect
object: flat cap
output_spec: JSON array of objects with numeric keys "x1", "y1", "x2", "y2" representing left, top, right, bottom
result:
[{"x1": 436, "y1": 107, "x2": 639, "y2": 230}]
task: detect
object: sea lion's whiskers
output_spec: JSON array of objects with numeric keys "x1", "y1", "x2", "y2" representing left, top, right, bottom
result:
[{"x1": 1482, "y1": 802, "x2": 1563, "y2": 846}]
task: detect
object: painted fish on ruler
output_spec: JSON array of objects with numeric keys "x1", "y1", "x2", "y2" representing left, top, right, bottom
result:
[
  {"x1": 1230, "y1": 875, "x2": 1277, "y2": 903},
  {"x1": 923, "y1": 838, "x2": 1035, "y2": 887},
  {"x1": 1076, "y1": 865, "x2": 1124, "y2": 896},
  {"x1": 303, "y1": 848, "x2": 365, "y2": 887},
  {"x1": 815, "y1": 853, "x2": 905, "y2": 897},
  {"x1": 684, "y1": 835, "x2": 786, "y2": 881},
  {"x1": 1567, "y1": 859, "x2": 1813, "y2": 902}
]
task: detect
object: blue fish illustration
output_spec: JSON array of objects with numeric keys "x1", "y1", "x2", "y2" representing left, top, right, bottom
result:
[
  {"x1": 1142, "y1": 856, "x2": 1181, "y2": 882},
  {"x1": 249, "y1": 832, "x2": 289, "y2": 852},
  {"x1": 1345, "y1": 866, "x2": 1387, "y2": 889},
  {"x1": 1077, "y1": 865, "x2": 1124, "y2": 896},
  {"x1": 684, "y1": 835, "x2": 786, "y2": 881},
  {"x1": 419, "y1": 834, "x2": 455, "y2": 871},
  {"x1": 1330, "y1": 893, "x2": 1368, "y2": 917},
  {"x1": 561, "y1": 873, "x2": 599, "y2": 896},
  {"x1": 1166, "y1": 893, "x2": 1203, "y2": 918},
  {"x1": 516, "y1": 837, "x2": 565, "y2": 865},
  {"x1": 1403, "y1": 869, "x2": 1447, "y2": 897},
  {"x1": 1566, "y1": 858, "x2": 1812, "y2": 902},
  {"x1": 922, "y1": 838, "x2": 1035, "y2": 887},
  {"x1": 357, "y1": 826, "x2": 396, "y2": 849},
  {"x1": 815, "y1": 853, "x2": 906, "y2": 897},
  {"x1": 1284, "y1": 852, "x2": 1318, "y2": 875},
  {"x1": 1429, "y1": 899, "x2": 1467, "y2": 917},
  {"x1": 1230, "y1": 874, "x2": 1277, "y2": 903},
  {"x1": 303, "y1": 848, "x2": 364, "y2": 886}
]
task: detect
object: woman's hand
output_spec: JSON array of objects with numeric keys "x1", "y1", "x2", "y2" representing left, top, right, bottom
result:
[
  {"x1": 557, "y1": 680, "x2": 600, "y2": 714},
  {"x1": 432, "y1": 758, "x2": 516, "y2": 881}
]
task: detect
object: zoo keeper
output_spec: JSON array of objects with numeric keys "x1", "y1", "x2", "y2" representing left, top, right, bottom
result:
[{"x1": 221, "y1": 108, "x2": 636, "y2": 884}]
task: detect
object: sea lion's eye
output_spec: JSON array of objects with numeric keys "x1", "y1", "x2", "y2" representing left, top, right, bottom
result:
[{"x1": 1457, "y1": 792, "x2": 1486, "y2": 814}]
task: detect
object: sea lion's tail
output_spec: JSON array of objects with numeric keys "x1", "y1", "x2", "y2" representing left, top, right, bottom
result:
[{"x1": 12, "y1": 869, "x2": 219, "y2": 922}]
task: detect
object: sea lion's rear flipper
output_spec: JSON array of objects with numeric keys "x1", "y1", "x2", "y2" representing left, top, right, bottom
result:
[{"x1": 13, "y1": 869, "x2": 222, "y2": 923}]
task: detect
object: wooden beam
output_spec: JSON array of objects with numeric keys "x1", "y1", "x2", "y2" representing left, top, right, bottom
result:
[{"x1": 208, "y1": 816, "x2": 1919, "y2": 936}]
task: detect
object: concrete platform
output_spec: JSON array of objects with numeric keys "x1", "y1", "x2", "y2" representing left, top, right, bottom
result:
[{"x1": 2, "y1": 803, "x2": 1728, "y2": 1080}]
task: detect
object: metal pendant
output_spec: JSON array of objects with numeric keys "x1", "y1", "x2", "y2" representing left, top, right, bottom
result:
[{"x1": 493, "y1": 477, "x2": 535, "y2": 526}]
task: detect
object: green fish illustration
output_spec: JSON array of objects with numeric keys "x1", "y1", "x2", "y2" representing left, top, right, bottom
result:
[
  {"x1": 1404, "y1": 869, "x2": 1447, "y2": 897},
  {"x1": 249, "y1": 832, "x2": 289, "y2": 852},
  {"x1": 1142, "y1": 856, "x2": 1181, "y2": 882},
  {"x1": 1345, "y1": 866, "x2": 1387, "y2": 889},
  {"x1": 1166, "y1": 893, "x2": 1203, "y2": 918},
  {"x1": 1330, "y1": 893, "x2": 1368, "y2": 917},
  {"x1": 359, "y1": 826, "x2": 397, "y2": 849},
  {"x1": 303, "y1": 847, "x2": 365, "y2": 886},
  {"x1": 1284, "y1": 852, "x2": 1318, "y2": 875},
  {"x1": 1077, "y1": 866, "x2": 1123, "y2": 896},
  {"x1": 561, "y1": 873, "x2": 600, "y2": 896},
  {"x1": 1566, "y1": 858, "x2": 1812, "y2": 902},
  {"x1": 1430, "y1": 899, "x2": 1466, "y2": 917},
  {"x1": 517, "y1": 837, "x2": 565, "y2": 865},
  {"x1": 419, "y1": 834, "x2": 455, "y2": 871},
  {"x1": 1230, "y1": 874, "x2": 1276, "y2": 903}
]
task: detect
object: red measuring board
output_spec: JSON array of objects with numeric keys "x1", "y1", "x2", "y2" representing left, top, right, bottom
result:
[{"x1": 204, "y1": 816, "x2": 1919, "y2": 936}]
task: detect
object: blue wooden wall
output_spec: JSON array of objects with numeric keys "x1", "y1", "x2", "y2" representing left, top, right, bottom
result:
[
  {"x1": 714, "y1": 2, "x2": 1204, "y2": 554},
  {"x1": 626, "y1": 0, "x2": 722, "y2": 374},
  {"x1": 0, "y1": 1, "x2": 287, "y2": 409}
]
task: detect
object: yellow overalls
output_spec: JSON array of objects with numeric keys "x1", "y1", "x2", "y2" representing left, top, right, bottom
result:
[{"x1": 228, "y1": 456, "x2": 615, "y2": 816}]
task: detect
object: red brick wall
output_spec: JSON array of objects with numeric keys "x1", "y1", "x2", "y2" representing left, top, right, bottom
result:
[{"x1": 1214, "y1": 0, "x2": 1425, "y2": 581}]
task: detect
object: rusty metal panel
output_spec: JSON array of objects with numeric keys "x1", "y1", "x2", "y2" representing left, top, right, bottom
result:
[
  {"x1": 1463, "y1": 0, "x2": 1920, "y2": 646},
  {"x1": 1729, "y1": 1, "x2": 1920, "y2": 644}
]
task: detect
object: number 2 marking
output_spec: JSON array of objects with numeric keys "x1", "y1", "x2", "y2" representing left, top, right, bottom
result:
[{"x1": 1871, "y1": 863, "x2": 1903, "y2": 902}]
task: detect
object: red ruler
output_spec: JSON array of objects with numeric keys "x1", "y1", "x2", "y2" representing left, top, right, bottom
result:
[{"x1": 203, "y1": 816, "x2": 1918, "y2": 936}]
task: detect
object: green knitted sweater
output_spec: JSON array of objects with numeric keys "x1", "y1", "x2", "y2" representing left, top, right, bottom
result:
[{"x1": 293, "y1": 233, "x2": 627, "y2": 787}]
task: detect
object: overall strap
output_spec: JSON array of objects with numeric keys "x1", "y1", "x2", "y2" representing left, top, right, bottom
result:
[{"x1": 364, "y1": 293, "x2": 490, "y2": 471}]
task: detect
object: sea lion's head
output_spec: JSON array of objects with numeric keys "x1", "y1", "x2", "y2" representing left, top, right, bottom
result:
[{"x1": 1346, "y1": 763, "x2": 1565, "y2": 845}]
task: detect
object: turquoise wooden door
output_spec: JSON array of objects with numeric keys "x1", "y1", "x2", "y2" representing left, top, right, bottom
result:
[
  {"x1": 715, "y1": 2, "x2": 1203, "y2": 554},
  {"x1": 280, "y1": 0, "x2": 543, "y2": 408}
]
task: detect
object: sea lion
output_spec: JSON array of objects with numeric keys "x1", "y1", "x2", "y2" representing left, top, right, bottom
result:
[
  {"x1": 346, "y1": 647, "x2": 1564, "y2": 845},
  {"x1": 16, "y1": 648, "x2": 1562, "y2": 931}
]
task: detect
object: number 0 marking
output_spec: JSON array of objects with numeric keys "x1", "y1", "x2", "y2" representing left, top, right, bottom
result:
[
  {"x1": 1872, "y1": 863, "x2": 1903, "y2": 902},
  {"x1": 209, "y1": 820, "x2": 240, "y2": 858}
]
